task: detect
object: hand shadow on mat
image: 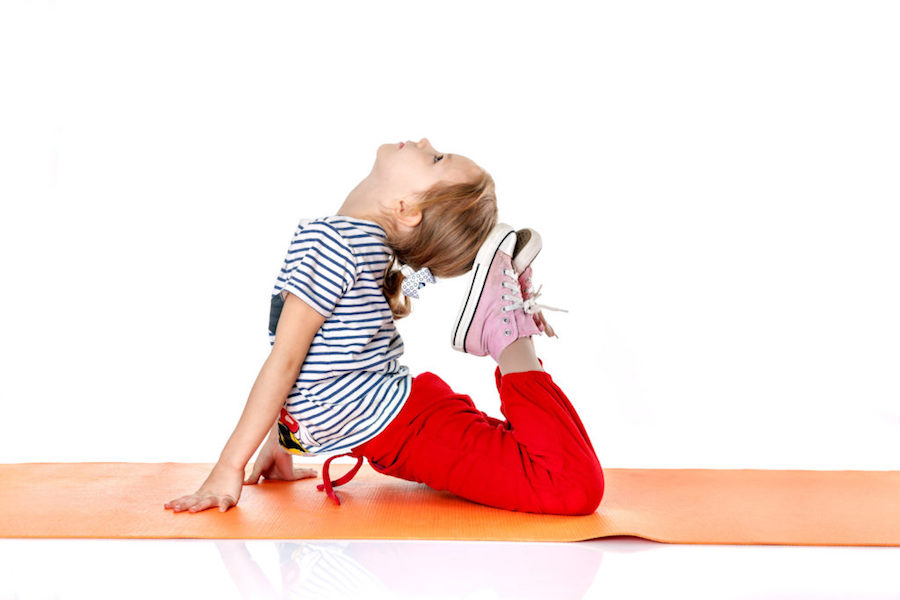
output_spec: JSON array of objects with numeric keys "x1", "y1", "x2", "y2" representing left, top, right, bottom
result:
[{"x1": 215, "y1": 539, "x2": 607, "y2": 599}]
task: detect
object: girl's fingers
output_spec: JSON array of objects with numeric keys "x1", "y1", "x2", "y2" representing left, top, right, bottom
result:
[
  {"x1": 165, "y1": 495, "x2": 187, "y2": 508},
  {"x1": 165, "y1": 494, "x2": 235, "y2": 513},
  {"x1": 294, "y1": 467, "x2": 318, "y2": 480},
  {"x1": 165, "y1": 495, "x2": 196, "y2": 511},
  {"x1": 189, "y1": 497, "x2": 215, "y2": 512}
]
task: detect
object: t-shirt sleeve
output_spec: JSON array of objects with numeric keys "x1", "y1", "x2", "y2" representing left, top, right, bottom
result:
[{"x1": 281, "y1": 222, "x2": 357, "y2": 319}]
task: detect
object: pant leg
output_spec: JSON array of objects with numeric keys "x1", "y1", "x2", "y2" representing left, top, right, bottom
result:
[
  {"x1": 352, "y1": 364, "x2": 604, "y2": 515},
  {"x1": 493, "y1": 359, "x2": 597, "y2": 455}
]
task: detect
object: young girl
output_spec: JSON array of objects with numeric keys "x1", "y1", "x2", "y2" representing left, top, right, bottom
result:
[{"x1": 164, "y1": 138, "x2": 604, "y2": 516}]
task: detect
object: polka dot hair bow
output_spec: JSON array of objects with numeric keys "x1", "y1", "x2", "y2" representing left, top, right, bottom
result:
[{"x1": 400, "y1": 264, "x2": 436, "y2": 299}]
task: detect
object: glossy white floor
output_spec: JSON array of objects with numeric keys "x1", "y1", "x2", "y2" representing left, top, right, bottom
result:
[{"x1": 1, "y1": 537, "x2": 897, "y2": 599}]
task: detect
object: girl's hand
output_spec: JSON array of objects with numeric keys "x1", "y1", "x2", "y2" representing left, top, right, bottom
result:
[
  {"x1": 536, "y1": 311, "x2": 557, "y2": 338},
  {"x1": 245, "y1": 425, "x2": 317, "y2": 484},
  {"x1": 164, "y1": 463, "x2": 245, "y2": 513}
]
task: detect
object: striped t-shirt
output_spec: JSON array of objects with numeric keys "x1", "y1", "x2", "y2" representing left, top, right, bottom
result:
[{"x1": 268, "y1": 215, "x2": 412, "y2": 456}]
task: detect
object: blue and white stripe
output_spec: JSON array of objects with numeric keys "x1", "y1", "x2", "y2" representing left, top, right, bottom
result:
[{"x1": 270, "y1": 215, "x2": 412, "y2": 456}]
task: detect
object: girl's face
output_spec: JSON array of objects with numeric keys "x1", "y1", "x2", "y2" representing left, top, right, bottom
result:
[
  {"x1": 340, "y1": 137, "x2": 483, "y2": 235},
  {"x1": 374, "y1": 138, "x2": 479, "y2": 200}
]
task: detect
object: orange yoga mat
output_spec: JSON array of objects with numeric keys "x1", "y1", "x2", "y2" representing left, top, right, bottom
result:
[{"x1": 1, "y1": 462, "x2": 898, "y2": 546}]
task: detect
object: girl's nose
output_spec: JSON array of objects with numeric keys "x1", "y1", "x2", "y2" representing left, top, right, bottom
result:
[{"x1": 418, "y1": 138, "x2": 430, "y2": 148}]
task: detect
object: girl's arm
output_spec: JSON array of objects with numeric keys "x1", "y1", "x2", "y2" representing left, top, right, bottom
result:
[{"x1": 165, "y1": 293, "x2": 327, "y2": 513}]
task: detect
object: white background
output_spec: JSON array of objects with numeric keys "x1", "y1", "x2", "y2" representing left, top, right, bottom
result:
[
  {"x1": 1, "y1": 1, "x2": 898, "y2": 473},
  {"x1": 3, "y1": 3, "x2": 900, "y2": 600}
]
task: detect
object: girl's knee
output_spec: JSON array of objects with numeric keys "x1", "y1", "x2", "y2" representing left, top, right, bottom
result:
[
  {"x1": 580, "y1": 465, "x2": 605, "y2": 513},
  {"x1": 541, "y1": 462, "x2": 605, "y2": 515},
  {"x1": 569, "y1": 466, "x2": 605, "y2": 515}
]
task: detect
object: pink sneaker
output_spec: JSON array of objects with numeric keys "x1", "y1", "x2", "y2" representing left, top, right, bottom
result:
[
  {"x1": 451, "y1": 223, "x2": 543, "y2": 361},
  {"x1": 512, "y1": 228, "x2": 568, "y2": 338},
  {"x1": 512, "y1": 228, "x2": 542, "y2": 274},
  {"x1": 517, "y1": 265, "x2": 563, "y2": 338}
]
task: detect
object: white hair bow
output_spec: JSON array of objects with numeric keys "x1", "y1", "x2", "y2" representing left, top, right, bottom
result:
[{"x1": 400, "y1": 264, "x2": 435, "y2": 299}]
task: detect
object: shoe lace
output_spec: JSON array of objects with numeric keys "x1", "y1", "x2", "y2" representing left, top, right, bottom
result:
[{"x1": 501, "y1": 269, "x2": 569, "y2": 315}]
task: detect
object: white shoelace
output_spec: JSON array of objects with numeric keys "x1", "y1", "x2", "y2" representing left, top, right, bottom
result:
[
  {"x1": 522, "y1": 282, "x2": 569, "y2": 315},
  {"x1": 500, "y1": 268, "x2": 569, "y2": 315}
]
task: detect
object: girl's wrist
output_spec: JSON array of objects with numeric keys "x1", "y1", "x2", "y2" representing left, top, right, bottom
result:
[{"x1": 216, "y1": 454, "x2": 249, "y2": 474}]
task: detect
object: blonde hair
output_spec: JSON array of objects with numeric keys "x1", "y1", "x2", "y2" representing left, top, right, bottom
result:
[{"x1": 381, "y1": 169, "x2": 498, "y2": 319}]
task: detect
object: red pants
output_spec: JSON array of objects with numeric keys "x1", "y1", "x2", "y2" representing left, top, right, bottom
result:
[{"x1": 318, "y1": 362, "x2": 604, "y2": 515}]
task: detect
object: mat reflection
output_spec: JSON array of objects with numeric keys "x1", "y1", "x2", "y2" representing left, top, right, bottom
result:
[{"x1": 216, "y1": 539, "x2": 604, "y2": 599}]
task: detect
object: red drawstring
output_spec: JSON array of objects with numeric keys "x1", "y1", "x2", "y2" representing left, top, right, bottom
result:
[{"x1": 316, "y1": 452, "x2": 365, "y2": 505}]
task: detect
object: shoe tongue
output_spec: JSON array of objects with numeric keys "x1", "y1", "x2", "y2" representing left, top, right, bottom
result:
[
  {"x1": 515, "y1": 304, "x2": 544, "y2": 337},
  {"x1": 518, "y1": 265, "x2": 532, "y2": 278}
]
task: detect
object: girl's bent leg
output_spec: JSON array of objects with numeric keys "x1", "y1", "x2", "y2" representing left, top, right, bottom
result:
[{"x1": 353, "y1": 365, "x2": 604, "y2": 515}]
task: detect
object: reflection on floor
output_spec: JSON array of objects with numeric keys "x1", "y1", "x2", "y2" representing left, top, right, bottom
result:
[{"x1": 1, "y1": 537, "x2": 898, "y2": 599}]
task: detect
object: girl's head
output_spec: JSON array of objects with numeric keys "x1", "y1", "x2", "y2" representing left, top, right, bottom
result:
[{"x1": 339, "y1": 138, "x2": 498, "y2": 319}]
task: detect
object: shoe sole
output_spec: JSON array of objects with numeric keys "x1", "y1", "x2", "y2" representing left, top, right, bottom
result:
[
  {"x1": 451, "y1": 223, "x2": 517, "y2": 353},
  {"x1": 512, "y1": 228, "x2": 542, "y2": 273}
]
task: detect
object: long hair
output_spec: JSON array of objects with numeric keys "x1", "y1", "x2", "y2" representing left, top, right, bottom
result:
[{"x1": 381, "y1": 169, "x2": 498, "y2": 319}]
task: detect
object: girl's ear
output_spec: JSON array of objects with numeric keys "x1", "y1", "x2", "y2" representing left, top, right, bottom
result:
[{"x1": 395, "y1": 198, "x2": 423, "y2": 228}]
